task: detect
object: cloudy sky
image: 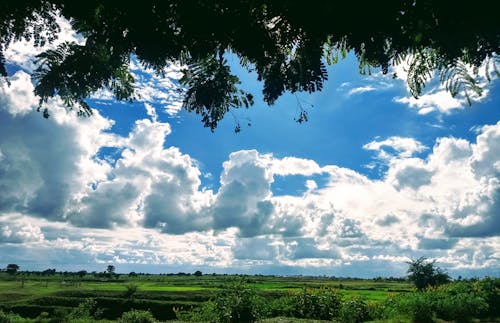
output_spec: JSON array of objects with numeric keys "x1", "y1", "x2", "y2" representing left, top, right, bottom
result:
[{"x1": 1, "y1": 17, "x2": 499, "y2": 278}]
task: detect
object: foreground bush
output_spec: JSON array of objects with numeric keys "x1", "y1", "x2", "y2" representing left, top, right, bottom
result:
[
  {"x1": 118, "y1": 310, "x2": 157, "y2": 323},
  {"x1": 290, "y1": 287, "x2": 342, "y2": 320},
  {"x1": 381, "y1": 281, "x2": 494, "y2": 323},
  {"x1": 436, "y1": 282, "x2": 488, "y2": 323},
  {"x1": 178, "y1": 282, "x2": 265, "y2": 323},
  {"x1": 391, "y1": 291, "x2": 437, "y2": 323},
  {"x1": 0, "y1": 310, "x2": 26, "y2": 323},
  {"x1": 339, "y1": 297, "x2": 371, "y2": 323},
  {"x1": 475, "y1": 277, "x2": 500, "y2": 318}
]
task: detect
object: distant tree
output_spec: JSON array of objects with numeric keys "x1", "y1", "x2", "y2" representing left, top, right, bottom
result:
[
  {"x1": 6, "y1": 264, "x2": 19, "y2": 275},
  {"x1": 42, "y1": 268, "x2": 56, "y2": 275},
  {"x1": 1, "y1": 1, "x2": 499, "y2": 131},
  {"x1": 407, "y1": 257, "x2": 451, "y2": 291},
  {"x1": 128, "y1": 271, "x2": 138, "y2": 277},
  {"x1": 106, "y1": 265, "x2": 115, "y2": 275},
  {"x1": 193, "y1": 270, "x2": 203, "y2": 277},
  {"x1": 77, "y1": 270, "x2": 87, "y2": 278}
]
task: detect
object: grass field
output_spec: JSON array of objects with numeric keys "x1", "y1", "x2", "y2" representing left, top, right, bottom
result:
[
  {"x1": 0, "y1": 273, "x2": 498, "y2": 322},
  {"x1": 0, "y1": 273, "x2": 414, "y2": 321}
]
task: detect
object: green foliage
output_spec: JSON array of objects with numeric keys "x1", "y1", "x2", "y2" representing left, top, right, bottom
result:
[
  {"x1": 211, "y1": 283, "x2": 264, "y2": 323},
  {"x1": 435, "y1": 283, "x2": 487, "y2": 323},
  {"x1": 179, "y1": 282, "x2": 264, "y2": 323},
  {"x1": 389, "y1": 291, "x2": 438, "y2": 323},
  {"x1": 0, "y1": 310, "x2": 26, "y2": 323},
  {"x1": 474, "y1": 276, "x2": 500, "y2": 318},
  {"x1": 123, "y1": 284, "x2": 139, "y2": 299},
  {"x1": 290, "y1": 287, "x2": 342, "y2": 320},
  {"x1": 262, "y1": 296, "x2": 295, "y2": 318},
  {"x1": 339, "y1": 297, "x2": 370, "y2": 323},
  {"x1": 406, "y1": 257, "x2": 450, "y2": 291},
  {"x1": 180, "y1": 55, "x2": 254, "y2": 131},
  {"x1": 6, "y1": 264, "x2": 19, "y2": 275},
  {"x1": 381, "y1": 281, "x2": 495, "y2": 323},
  {"x1": 118, "y1": 310, "x2": 157, "y2": 323},
  {"x1": 69, "y1": 298, "x2": 103, "y2": 320},
  {"x1": 2, "y1": 1, "x2": 499, "y2": 130}
]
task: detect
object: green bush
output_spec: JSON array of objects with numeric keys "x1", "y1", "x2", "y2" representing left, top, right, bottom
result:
[
  {"x1": 118, "y1": 310, "x2": 157, "y2": 323},
  {"x1": 175, "y1": 302, "x2": 218, "y2": 322},
  {"x1": 290, "y1": 287, "x2": 342, "y2": 320},
  {"x1": 436, "y1": 283, "x2": 488, "y2": 323},
  {"x1": 475, "y1": 277, "x2": 500, "y2": 318},
  {"x1": 123, "y1": 284, "x2": 139, "y2": 299},
  {"x1": 339, "y1": 297, "x2": 370, "y2": 323},
  {"x1": 179, "y1": 283, "x2": 264, "y2": 323},
  {"x1": 212, "y1": 283, "x2": 264, "y2": 323},
  {"x1": 389, "y1": 291, "x2": 437, "y2": 323},
  {"x1": 69, "y1": 298, "x2": 103, "y2": 320},
  {"x1": 0, "y1": 310, "x2": 26, "y2": 323},
  {"x1": 263, "y1": 296, "x2": 295, "y2": 318}
]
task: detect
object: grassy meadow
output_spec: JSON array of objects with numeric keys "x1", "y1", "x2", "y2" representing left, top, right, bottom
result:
[{"x1": 0, "y1": 272, "x2": 498, "y2": 322}]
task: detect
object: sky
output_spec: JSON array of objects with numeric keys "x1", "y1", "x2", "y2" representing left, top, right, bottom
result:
[{"x1": 0, "y1": 16, "x2": 499, "y2": 278}]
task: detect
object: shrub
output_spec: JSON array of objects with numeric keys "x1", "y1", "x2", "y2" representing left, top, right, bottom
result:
[
  {"x1": 391, "y1": 291, "x2": 437, "y2": 323},
  {"x1": 290, "y1": 287, "x2": 342, "y2": 320},
  {"x1": 339, "y1": 297, "x2": 370, "y2": 323},
  {"x1": 263, "y1": 296, "x2": 295, "y2": 318},
  {"x1": 179, "y1": 282, "x2": 264, "y2": 323},
  {"x1": 436, "y1": 283, "x2": 488, "y2": 323},
  {"x1": 175, "y1": 302, "x2": 218, "y2": 322},
  {"x1": 69, "y1": 298, "x2": 103, "y2": 320},
  {"x1": 475, "y1": 277, "x2": 500, "y2": 318},
  {"x1": 123, "y1": 284, "x2": 139, "y2": 299},
  {"x1": 118, "y1": 310, "x2": 157, "y2": 323},
  {"x1": 0, "y1": 310, "x2": 26, "y2": 323},
  {"x1": 212, "y1": 283, "x2": 264, "y2": 323}
]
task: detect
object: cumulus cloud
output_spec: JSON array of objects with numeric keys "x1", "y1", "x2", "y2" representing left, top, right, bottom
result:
[
  {"x1": 0, "y1": 217, "x2": 44, "y2": 243},
  {"x1": 0, "y1": 71, "x2": 112, "y2": 221},
  {"x1": 1, "y1": 67, "x2": 499, "y2": 275}
]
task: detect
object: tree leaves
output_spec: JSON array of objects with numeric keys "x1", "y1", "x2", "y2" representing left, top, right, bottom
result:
[
  {"x1": 1, "y1": 1, "x2": 499, "y2": 130},
  {"x1": 180, "y1": 55, "x2": 254, "y2": 131}
]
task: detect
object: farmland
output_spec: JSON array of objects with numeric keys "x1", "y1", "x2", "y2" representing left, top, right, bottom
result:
[{"x1": 0, "y1": 272, "x2": 498, "y2": 322}]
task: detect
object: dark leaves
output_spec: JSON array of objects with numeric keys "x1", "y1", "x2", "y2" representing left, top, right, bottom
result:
[{"x1": 180, "y1": 55, "x2": 254, "y2": 131}]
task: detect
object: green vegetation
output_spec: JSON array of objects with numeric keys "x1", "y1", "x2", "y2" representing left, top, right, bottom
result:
[
  {"x1": 0, "y1": 266, "x2": 498, "y2": 322},
  {"x1": 1, "y1": 2, "x2": 499, "y2": 130}
]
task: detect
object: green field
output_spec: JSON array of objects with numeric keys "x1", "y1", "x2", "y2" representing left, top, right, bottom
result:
[
  {"x1": 0, "y1": 273, "x2": 498, "y2": 322},
  {"x1": 0, "y1": 273, "x2": 411, "y2": 320}
]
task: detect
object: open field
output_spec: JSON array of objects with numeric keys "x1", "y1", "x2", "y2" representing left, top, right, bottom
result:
[
  {"x1": 0, "y1": 273, "x2": 411, "y2": 320},
  {"x1": 0, "y1": 273, "x2": 498, "y2": 322}
]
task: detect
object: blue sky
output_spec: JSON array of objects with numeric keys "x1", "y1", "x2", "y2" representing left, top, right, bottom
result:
[{"x1": 0, "y1": 17, "x2": 499, "y2": 277}]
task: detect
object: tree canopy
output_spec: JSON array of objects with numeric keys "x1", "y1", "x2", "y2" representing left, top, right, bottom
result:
[
  {"x1": 5, "y1": 263, "x2": 19, "y2": 275},
  {"x1": 407, "y1": 257, "x2": 450, "y2": 291},
  {"x1": 1, "y1": 1, "x2": 499, "y2": 130}
]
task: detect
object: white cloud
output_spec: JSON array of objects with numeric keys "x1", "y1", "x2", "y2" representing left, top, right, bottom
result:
[
  {"x1": 394, "y1": 88, "x2": 464, "y2": 114},
  {"x1": 0, "y1": 216, "x2": 44, "y2": 243},
  {"x1": 392, "y1": 55, "x2": 497, "y2": 114},
  {"x1": 0, "y1": 68, "x2": 499, "y2": 275},
  {"x1": 347, "y1": 86, "x2": 376, "y2": 96},
  {"x1": 4, "y1": 13, "x2": 84, "y2": 73},
  {"x1": 126, "y1": 61, "x2": 185, "y2": 116},
  {"x1": 363, "y1": 136, "x2": 427, "y2": 161},
  {"x1": 0, "y1": 71, "x2": 112, "y2": 221},
  {"x1": 270, "y1": 156, "x2": 322, "y2": 176}
]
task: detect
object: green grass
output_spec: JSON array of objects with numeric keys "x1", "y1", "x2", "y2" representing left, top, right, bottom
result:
[{"x1": 0, "y1": 274, "x2": 412, "y2": 321}]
